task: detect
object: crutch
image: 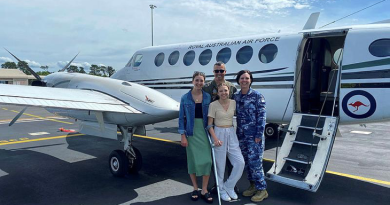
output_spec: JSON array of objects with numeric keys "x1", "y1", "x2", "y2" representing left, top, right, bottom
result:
[{"x1": 205, "y1": 127, "x2": 222, "y2": 205}]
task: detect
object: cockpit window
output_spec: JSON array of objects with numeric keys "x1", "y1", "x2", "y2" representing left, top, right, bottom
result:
[
  {"x1": 133, "y1": 54, "x2": 143, "y2": 67},
  {"x1": 126, "y1": 56, "x2": 133, "y2": 67},
  {"x1": 155, "y1": 52, "x2": 164, "y2": 67},
  {"x1": 199, "y1": 49, "x2": 212, "y2": 66},
  {"x1": 369, "y1": 39, "x2": 390, "y2": 57},
  {"x1": 168, "y1": 51, "x2": 180, "y2": 65}
]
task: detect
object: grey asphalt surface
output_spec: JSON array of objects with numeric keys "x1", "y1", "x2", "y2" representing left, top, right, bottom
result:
[{"x1": 0, "y1": 105, "x2": 389, "y2": 205}]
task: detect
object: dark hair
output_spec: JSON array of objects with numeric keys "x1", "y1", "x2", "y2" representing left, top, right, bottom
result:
[
  {"x1": 192, "y1": 71, "x2": 206, "y2": 81},
  {"x1": 236, "y1": 70, "x2": 253, "y2": 86},
  {"x1": 213, "y1": 61, "x2": 226, "y2": 69}
]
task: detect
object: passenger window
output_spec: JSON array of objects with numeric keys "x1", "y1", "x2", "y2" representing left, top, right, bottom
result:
[
  {"x1": 236, "y1": 46, "x2": 253, "y2": 64},
  {"x1": 154, "y1": 52, "x2": 165, "y2": 67},
  {"x1": 216, "y1": 47, "x2": 231, "y2": 64},
  {"x1": 258, "y1": 44, "x2": 278, "y2": 63},
  {"x1": 133, "y1": 54, "x2": 143, "y2": 67},
  {"x1": 183, "y1": 50, "x2": 195, "y2": 66},
  {"x1": 369, "y1": 39, "x2": 390, "y2": 57},
  {"x1": 168, "y1": 51, "x2": 180, "y2": 65},
  {"x1": 199, "y1": 49, "x2": 212, "y2": 66}
]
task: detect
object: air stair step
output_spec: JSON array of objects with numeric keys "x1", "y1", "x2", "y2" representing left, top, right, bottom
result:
[
  {"x1": 284, "y1": 157, "x2": 311, "y2": 165},
  {"x1": 297, "y1": 125, "x2": 323, "y2": 130},
  {"x1": 291, "y1": 140, "x2": 318, "y2": 146}
]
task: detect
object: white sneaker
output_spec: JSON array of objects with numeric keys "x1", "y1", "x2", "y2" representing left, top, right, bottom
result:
[
  {"x1": 220, "y1": 191, "x2": 232, "y2": 201},
  {"x1": 226, "y1": 189, "x2": 238, "y2": 200}
]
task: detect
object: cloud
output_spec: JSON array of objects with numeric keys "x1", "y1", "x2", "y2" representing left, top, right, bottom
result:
[
  {"x1": 294, "y1": 3, "x2": 310, "y2": 9},
  {"x1": 56, "y1": 61, "x2": 92, "y2": 69},
  {"x1": 0, "y1": 57, "x2": 13, "y2": 63},
  {"x1": 24, "y1": 59, "x2": 41, "y2": 68}
]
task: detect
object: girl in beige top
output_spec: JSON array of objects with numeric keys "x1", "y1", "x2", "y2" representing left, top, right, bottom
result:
[{"x1": 207, "y1": 83, "x2": 245, "y2": 202}]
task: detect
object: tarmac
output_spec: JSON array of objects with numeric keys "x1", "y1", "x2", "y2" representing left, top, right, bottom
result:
[{"x1": 0, "y1": 105, "x2": 389, "y2": 205}]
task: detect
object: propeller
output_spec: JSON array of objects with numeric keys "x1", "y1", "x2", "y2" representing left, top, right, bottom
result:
[
  {"x1": 4, "y1": 48, "x2": 42, "y2": 81},
  {"x1": 59, "y1": 52, "x2": 80, "y2": 72}
]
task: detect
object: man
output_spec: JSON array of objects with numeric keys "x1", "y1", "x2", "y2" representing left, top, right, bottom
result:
[
  {"x1": 203, "y1": 61, "x2": 237, "y2": 101},
  {"x1": 203, "y1": 61, "x2": 238, "y2": 196}
]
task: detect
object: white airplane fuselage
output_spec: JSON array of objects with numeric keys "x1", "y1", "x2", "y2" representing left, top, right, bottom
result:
[
  {"x1": 42, "y1": 72, "x2": 179, "y2": 126},
  {"x1": 113, "y1": 23, "x2": 390, "y2": 125}
]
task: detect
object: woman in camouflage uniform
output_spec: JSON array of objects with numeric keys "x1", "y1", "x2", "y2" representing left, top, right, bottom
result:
[{"x1": 234, "y1": 70, "x2": 268, "y2": 202}]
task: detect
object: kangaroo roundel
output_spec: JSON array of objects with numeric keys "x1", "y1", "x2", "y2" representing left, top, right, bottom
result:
[{"x1": 342, "y1": 90, "x2": 376, "y2": 119}]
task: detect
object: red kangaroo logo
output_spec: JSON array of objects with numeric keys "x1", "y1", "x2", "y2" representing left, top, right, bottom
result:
[{"x1": 348, "y1": 101, "x2": 369, "y2": 112}]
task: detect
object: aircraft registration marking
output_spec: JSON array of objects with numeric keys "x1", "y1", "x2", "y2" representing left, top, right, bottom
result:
[{"x1": 0, "y1": 133, "x2": 388, "y2": 187}]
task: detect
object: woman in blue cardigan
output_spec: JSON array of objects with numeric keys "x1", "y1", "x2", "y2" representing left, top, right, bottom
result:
[{"x1": 178, "y1": 71, "x2": 213, "y2": 203}]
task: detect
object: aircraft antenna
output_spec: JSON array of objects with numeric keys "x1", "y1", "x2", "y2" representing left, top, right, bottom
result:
[{"x1": 319, "y1": 0, "x2": 386, "y2": 29}]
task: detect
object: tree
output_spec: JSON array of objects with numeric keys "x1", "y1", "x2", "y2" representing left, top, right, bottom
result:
[
  {"x1": 107, "y1": 66, "x2": 115, "y2": 77},
  {"x1": 40, "y1": 65, "x2": 49, "y2": 71},
  {"x1": 79, "y1": 67, "x2": 86, "y2": 73},
  {"x1": 1, "y1": 62, "x2": 17, "y2": 69},
  {"x1": 36, "y1": 71, "x2": 51, "y2": 76},
  {"x1": 17, "y1": 61, "x2": 31, "y2": 75},
  {"x1": 100, "y1": 65, "x2": 107, "y2": 77},
  {"x1": 67, "y1": 65, "x2": 80, "y2": 73},
  {"x1": 89, "y1": 64, "x2": 99, "y2": 76}
]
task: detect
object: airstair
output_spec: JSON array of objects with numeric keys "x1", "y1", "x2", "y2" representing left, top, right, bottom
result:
[
  {"x1": 266, "y1": 113, "x2": 339, "y2": 192},
  {"x1": 266, "y1": 34, "x2": 343, "y2": 192}
]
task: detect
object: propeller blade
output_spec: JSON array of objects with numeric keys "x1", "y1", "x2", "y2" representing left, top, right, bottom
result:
[
  {"x1": 4, "y1": 48, "x2": 42, "y2": 81},
  {"x1": 9, "y1": 107, "x2": 28, "y2": 126},
  {"x1": 59, "y1": 52, "x2": 80, "y2": 72}
]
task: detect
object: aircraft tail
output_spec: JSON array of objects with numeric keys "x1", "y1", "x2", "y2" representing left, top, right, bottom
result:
[{"x1": 302, "y1": 12, "x2": 320, "y2": 30}]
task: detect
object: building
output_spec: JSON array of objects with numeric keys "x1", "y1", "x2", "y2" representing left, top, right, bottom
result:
[{"x1": 0, "y1": 69, "x2": 36, "y2": 85}]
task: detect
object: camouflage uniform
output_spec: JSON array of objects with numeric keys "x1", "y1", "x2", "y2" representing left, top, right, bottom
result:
[
  {"x1": 203, "y1": 80, "x2": 237, "y2": 102},
  {"x1": 234, "y1": 88, "x2": 267, "y2": 191}
]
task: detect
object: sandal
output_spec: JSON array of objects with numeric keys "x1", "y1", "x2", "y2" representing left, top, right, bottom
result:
[
  {"x1": 191, "y1": 190, "x2": 199, "y2": 201},
  {"x1": 201, "y1": 192, "x2": 213, "y2": 204}
]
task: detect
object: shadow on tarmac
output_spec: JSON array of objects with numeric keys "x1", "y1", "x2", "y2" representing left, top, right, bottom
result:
[{"x1": 0, "y1": 134, "x2": 389, "y2": 205}]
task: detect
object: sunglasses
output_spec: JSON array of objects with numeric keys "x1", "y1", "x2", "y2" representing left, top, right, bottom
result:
[{"x1": 214, "y1": 70, "x2": 225, "y2": 73}]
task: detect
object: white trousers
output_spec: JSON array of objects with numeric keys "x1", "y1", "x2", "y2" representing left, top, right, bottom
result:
[{"x1": 213, "y1": 127, "x2": 245, "y2": 192}]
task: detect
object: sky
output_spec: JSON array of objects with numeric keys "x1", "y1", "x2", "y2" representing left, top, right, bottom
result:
[{"x1": 0, "y1": 0, "x2": 389, "y2": 72}]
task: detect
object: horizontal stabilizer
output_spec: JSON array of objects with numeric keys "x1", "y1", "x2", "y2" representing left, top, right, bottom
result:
[
  {"x1": 370, "y1": 19, "x2": 390, "y2": 24},
  {"x1": 303, "y1": 12, "x2": 320, "y2": 30}
]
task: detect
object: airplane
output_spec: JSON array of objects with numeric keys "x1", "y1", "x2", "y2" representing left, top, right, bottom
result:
[
  {"x1": 1, "y1": 12, "x2": 389, "y2": 192},
  {"x1": 110, "y1": 12, "x2": 390, "y2": 191},
  {"x1": 0, "y1": 50, "x2": 180, "y2": 177}
]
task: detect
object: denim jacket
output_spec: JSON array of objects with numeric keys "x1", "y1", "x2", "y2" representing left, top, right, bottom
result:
[
  {"x1": 178, "y1": 90, "x2": 211, "y2": 136},
  {"x1": 234, "y1": 88, "x2": 266, "y2": 139}
]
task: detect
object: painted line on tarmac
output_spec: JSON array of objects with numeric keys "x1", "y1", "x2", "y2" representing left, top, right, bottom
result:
[
  {"x1": 0, "y1": 134, "x2": 84, "y2": 146},
  {"x1": 2, "y1": 108, "x2": 73, "y2": 125},
  {"x1": 134, "y1": 134, "x2": 181, "y2": 144},
  {"x1": 1, "y1": 132, "x2": 389, "y2": 187}
]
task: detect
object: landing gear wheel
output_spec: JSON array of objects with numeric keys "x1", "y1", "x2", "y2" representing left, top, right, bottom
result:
[
  {"x1": 265, "y1": 123, "x2": 279, "y2": 138},
  {"x1": 109, "y1": 150, "x2": 129, "y2": 177},
  {"x1": 127, "y1": 147, "x2": 143, "y2": 174}
]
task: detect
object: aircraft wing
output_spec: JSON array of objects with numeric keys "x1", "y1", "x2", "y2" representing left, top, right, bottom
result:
[{"x1": 0, "y1": 84, "x2": 140, "y2": 113}]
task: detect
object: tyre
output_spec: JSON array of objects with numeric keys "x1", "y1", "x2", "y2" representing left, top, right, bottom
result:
[
  {"x1": 109, "y1": 150, "x2": 128, "y2": 177},
  {"x1": 265, "y1": 123, "x2": 279, "y2": 138},
  {"x1": 128, "y1": 147, "x2": 143, "y2": 174}
]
